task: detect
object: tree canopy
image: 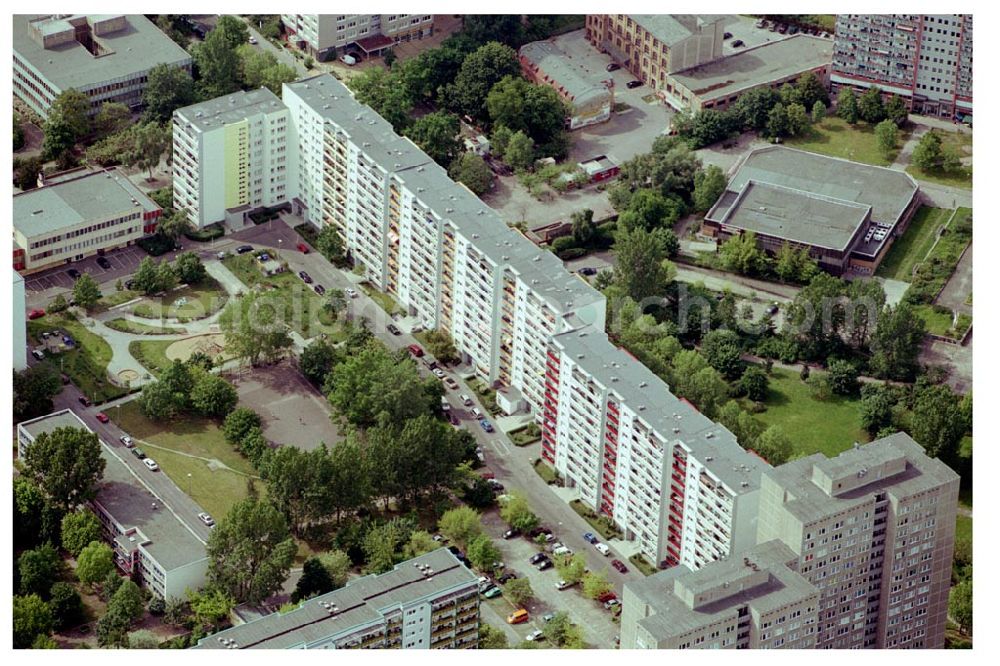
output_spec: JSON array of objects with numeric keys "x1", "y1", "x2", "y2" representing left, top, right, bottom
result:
[{"x1": 22, "y1": 426, "x2": 105, "y2": 512}]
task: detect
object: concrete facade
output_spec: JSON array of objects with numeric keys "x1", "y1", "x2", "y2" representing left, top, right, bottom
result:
[
  {"x1": 13, "y1": 271, "x2": 27, "y2": 370},
  {"x1": 281, "y1": 14, "x2": 434, "y2": 60}
]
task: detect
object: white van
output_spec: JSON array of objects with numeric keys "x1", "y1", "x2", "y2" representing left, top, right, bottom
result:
[
  {"x1": 341, "y1": 54, "x2": 357, "y2": 66},
  {"x1": 595, "y1": 542, "x2": 611, "y2": 556}
]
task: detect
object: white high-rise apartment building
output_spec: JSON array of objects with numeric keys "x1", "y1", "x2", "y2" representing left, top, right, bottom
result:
[
  {"x1": 757, "y1": 433, "x2": 959, "y2": 649},
  {"x1": 282, "y1": 74, "x2": 606, "y2": 411},
  {"x1": 281, "y1": 15, "x2": 434, "y2": 60},
  {"x1": 172, "y1": 88, "x2": 290, "y2": 228},
  {"x1": 542, "y1": 326, "x2": 765, "y2": 569}
]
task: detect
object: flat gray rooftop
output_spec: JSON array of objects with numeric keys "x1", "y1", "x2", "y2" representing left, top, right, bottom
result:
[
  {"x1": 713, "y1": 180, "x2": 871, "y2": 250},
  {"x1": 671, "y1": 34, "x2": 833, "y2": 101},
  {"x1": 13, "y1": 14, "x2": 191, "y2": 93},
  {"x1": 709, "y1": 145, "x2": 919, "y2": 230},
  {"x1": 18, "y1": 408, "x2": 90, "y2": 440},
  {"x1": 631, "y1": 15, "x2": 726, "y2": 46},
  {"x1": 175, "y1": 87, "x2": 286, "y2": 132},
  {"x1": 551, "y1": 326, "x2": 764, "y2": 493},
  {"x1": 520, "y1": 40, "x2": 612, "y2": 107},
  {"x1": 283, "y1": 74, "x2": 605, "y2": 317},
  {"x1": 95, "y1": 445, "x2": 207, "y2": 572},
  {"x1": 14, "y1": 168, "x2": 158, "y2": 237},
  {"x1": 195, "y1": 548, "x2": 477, "y2": 649},
  {"x1": 628, "y1": 540, "x2": 817, "y2": 640},
  {"x1": 763, "y1": 433, "x2": 960, "y2": 524}
]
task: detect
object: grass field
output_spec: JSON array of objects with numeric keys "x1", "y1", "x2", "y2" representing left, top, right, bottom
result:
[
  {"x1": 131, "y1": 278, "x2": 228, "y2": 322},
  {"x1": 111, "y1": 400, "x2": 258, "y2": 520},
  {"x1": 905, "y1": 129, "x2": 972, "y2": 190},
  {"x1": 28, "y1": 313, "x2": 126, "y2": 403},
  {"x1": 875, "y1": 206, "x2": 950, "y2": 280},
  {"x1": 360, "y1": 282, "x2": 405, "y2": 316},
  {"x1": 128, "y1": 339, "x2": 176, "y2": 376},
  {"x1": 785, "y1": 116, "x2": 905, "y2": 166},
  {"x1": 223, "y1": 254, "x2": 346, "y2": 339},
  {"x1": 913, "y1": 305, "x2": 955, "y2": 337},
  {"x1": 106, "y1": 318, "x2": 186, "y2": 335},
  {"x1": 751, "y1": 367, "x2": 869, "y2": 457}
]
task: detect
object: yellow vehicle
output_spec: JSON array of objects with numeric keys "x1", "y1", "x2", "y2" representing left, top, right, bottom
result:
[{"x1": 506, "y1": 609, "x2": 529, "y2": 625}]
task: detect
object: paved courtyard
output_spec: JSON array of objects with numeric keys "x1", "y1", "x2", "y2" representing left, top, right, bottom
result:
[{"x1": 232, "y1": 360, "x2": 341, "y2": 451}]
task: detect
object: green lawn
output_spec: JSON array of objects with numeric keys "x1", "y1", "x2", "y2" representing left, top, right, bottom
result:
[
  {"x1": 128, "y1": 339, "x2": 176, "y2": 376},
  {"x1": 785, "y1": 116, "x2": 905, "y2": 166},
  {"x1": 628, "y1": 554, "x2": 658, "y2": 577},
  {"x1": 750, "y1": 368, "x2": 869, "y2": 457},
  {"x1": 106, "y1": 318, "x2": 186, "y2": 335},
  {"x1": 533, "y1": 459, "x2": 557, "y2": 484},
  {"x1": 110, "y1": 400, "x2": 258, "y2": 520},
  {"x1": 905, "y1": 129, "x2": 972, "y2": 190},
  {"x1": 27, "y1": 313, "x2": 127, "y2": 403},
  {"x1": 94, "y1": 289, "x2": 142, "y2": 312},
  {"x1": 955, "y1": 514, "x2": 971, "y2": 545},
  {"x1": 875, "y1": 206, "x2": 950, "y2": 280},
  {"x1": 913, "y1": 305, "x2": 955, "y2": 337},
  {"x1": 130, "y1": 278, "x2": 228, "y2": 322},
  {"x1": 223, "y1": 253, "x2": 346, "y2": 339},
  {"x1": 359, "y1": 282, "x2": 405, "y2": 316}
]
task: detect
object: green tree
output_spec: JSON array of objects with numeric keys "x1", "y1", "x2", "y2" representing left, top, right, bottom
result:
[
  {"x1": 795, "y1": 71, "x2": 830, "y2": 109},
  {"x1": 156, "y1": 209, "x2": 191, "y2": 240},
  {"x1": 858, "y1": 86, "x2": 886, "y2": 124},
  {"x1": 223, "y1": 407, "x2": 262, "y2": 446},
  {"x1": 448, "y1": 42, "x2": 521, "y2": 121},
  {"x1": 719, "y1": 231, "x2": 768, "y2": 276},
  {"x1": 174, "y1": 252, "x2": 207, "y2": 284},
  {"x1": 13, "y1": 594, "x2": 54, "y2": 649},
  {"x1": 50, "y1": 89, "x2": 91, "y2": 140},
  {"x1": 859, "y1": 383, "x2": 900, "y2": 436},
  {"x1": 785, "y1": 102, "x2": 810, "y2": 136},
  {"x1": 617, "y1": 189, "x2": 680, "y2": 233},
  {"x1": 13, "y1": 113, "x2": 25, "y2": 151},
  {"x1": 139, "y1": 380, "x2": 181, "y2": 420},
  {"x1": 837, "y1": 87, "x2": 859, "y2": 124},
  {"x1": 13, "y1": 156, "x2": 43, "y2": 190},
  {"x1": 190, "y1": 373, "x2": 238, "y2": 417},
  {"x1": 874, "y1": 119, "x2": 899, "y2": 159},
  {"x1": 292, "y1": 557, "x2": 335, "y2": 602},
  {"x1": 422, "y1": 329, "x2": 460, "y2": 364},
  {"x1": 61, "y1": 509, "x2": 103, "y2": 557},
  {"x1": 93, "y1": 102, "x2": 132, "y2": 139},
  {"x1": 676, "y1": 364, "x2": 729, "y2": 419},
  {"x1": 220, "y1": 290, "x2": 294, "y2": 366},
  {"x1": 693, "y1": 165, "x2": 727, "y2": 212},
  {"x1": 238, "y1": 45, "x2": 298, "y2": 95},
  {"x1": 556, "y1": 553, "x2": 587, "y2": 585},
  {"x1": 109, "y1": 579, "x2": 145, "y2": 624},
  {"x1": 911, "y1": 131, "x2": 944, "y2": 171},
  {"x1": 188, "y1": 587, "x2": 235, "y2": 630},
  {"x1": 362, "y1": 518, "x2": 413, "y2": 574},
  {"x1": 404, "y1": 530, "x2": 439, "y2": 559},
  {"x1": 315, "y1": 223, "x2": 347, "y2": 264},
  {"x1": 718, "y1": 400, "x2": 765, "y2": 447},
  {"x1": 462, "y1": 15, "x2": 525, "y2": 47},
  {"x1": 811, "y1": 99, "x2": 827, "y2": 123},
  {"x1": 437, "y1": 506, "x2": 483, "y2": 548},
  {"x1": 22, "y1": 426, "x2": 105, "y2": 512},
  {"x1": 701, "y1": 329, "x2": 744, "y2": 380},
  {"x1": 19, "y1": 544, "x2": 63, "y2": 598},
  {"x1": 448, "y1": 152, "x2": 493, "y2": 195},
  {"x1": 491, "y1": 124, "x2": 514, "y2": 155},
  {"x1": 870, "y1": 301, "x2": 926, "y2": 381},
  {"x1": 133, "y1": 257, "x2": 161, "y2": 294},
  {"x1": 783, "y1": 272, "x2": 849, "y2": 361},
  {"x1": 71, "y1": 273, "x2": 101, "y2": 311},
  {"x1": 613, "y1": 226, "x2": 676, "y2": 303},
  {"x1": 581, "y1": 570, "x2": 612, "y2": 599},
  {"x1": 154, "y1": 259, "x2": 178, "y2": 292},
  {"x1": 48, "y1": 582, "x2": 84, "y2": 631},
  {"x1": 192, "y1": 21, "x2": 244, "y2": 98},
  {"x1": 739, "y1": 366, "x2": 770, "y2": 402},
  {"x1": 348, "y1": 68, "x2": 414, "y2": 131},
  {"x1": 503, "y1": 129, "x2": 535, "y2": 172},
  {"x1": 499, "y1": 491, "x2": 539, "y2": 532},
  {"x1": 885, "y1": 94, "x2": 908, "y2": 126},
  {"x1": 910, "y1": 384, "x2": 965, "y2": 462},
  {"x1": 42, "y1": 113, "x2": 78, "y2": 162},
  {"x1": 543, "y1": 611, "x2": 585, "y2": 648},
  {"x1": 127, "y1": 121, "x2": 171, "y2": 180},
  {"x1": 143, "y1": 63, "x2": 197, "y2": 123},
  {"x1": 316, "y1": 550, "x2": 352, "y2": 589},
  {"x1": 403, "y1": 111, "x2": 461, "y2": 167},
  {"x1": 732, "y1": 86, "x2": 781, "y2": 131},
  {"x1": 479, "y1": 623, "x2": 509, "y2": 649},
  {"x1": 207, "y1": 496, "x2": 297, "y2": 604},
  {"x1": 399, "y1": 45, "x2": 468, "y2": 104},
  {"x1": 570, "y1": 208, "x2": 595, "y2": 245},
  {"x1": 96, "y1": 602, "x2": 131, "y2": 647},
  {"x1": 502, "y1": 577, "x2": 534, "y2": 606},
  {"x1": 299, "y1": 338, "x2": 338, "y2": 386},
  {"x1": 949, "y1": 580, "x2": 972, "y2": 635},
  {"x1": 827, "y1": 359, "x2": 860, "y2": 396},
  {"x1": 127, "y1": 629, "x2": 160, "y2": 649},
  {"x1": 486, "y1": 76, "x2": 569, "y2": 158},
  {"x1": 76, "y1": 541, "x2": 115, "y2": 586},
  {"x1": 466, "y1": 534, "x2": 502, "y2": 571},
  {"x1": 753, "y1": 425, "x2": 793, "y2": 465},
  {"x1": 13, "y1": 365, "x2": 62, "y2": 422},
  {"x1": 766, "y1": 102, "x2": 788, "y2": 138}
]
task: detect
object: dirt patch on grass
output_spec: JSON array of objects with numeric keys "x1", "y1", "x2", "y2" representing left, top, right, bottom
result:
[{"x1": 165, "y1": 333, "x2": 227, "y2": 362}]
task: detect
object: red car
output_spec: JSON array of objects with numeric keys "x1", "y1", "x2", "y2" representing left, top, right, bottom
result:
[
  {"x1": 611, "y1": 559, "x2": 629, "y2": 574},
  {"x1": 480, "y1": 470, "x2": 495, "y2": 480},
  {"x1": 96, "y1": 412, "x2": 110, "y2": 424},
  {"x1": 597, "y1": 590, "x2": 617, "y2": 603},
  {"x1": 27, "y1": 309, "x2": 45, "y2": 320},
  {"x1": 296, "y1": 242, "x2": 310, "y2": 253},
  {"x1": 407, "y1": 344, "x2": 424, "y2": 357}
]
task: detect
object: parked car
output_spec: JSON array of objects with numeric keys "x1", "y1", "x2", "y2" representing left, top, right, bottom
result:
[
  {"x1": 732, "y1": 39, "x2": 745, "y2": 47},
  {"x1": 27, "y1": 309, "x2": 45, "y2": 320},
  {"x1": 479, "y1": 419, "x2": 494, "y2": 433},
  {"x1": 78, "y1": 396, "x2": 91, "y2": 407},
  {"x1": 723, "y1": 31, "x2": 733, "y2": 39},
  {"x1": 606, "y1": 62, "x2": 621, "y2": 72},
  {"x1": 313, "y1": 284, "x2": 326, "y2": 295},
  {"x1": 432, "y1": 367, "x2": 446, "y2": 378},
  {"x1": 341, "y1": 53, "x2": 357, "y2": 66},
  {"x1": 597, "y1": 590, "x2": 617, "y2": 603},
  {"x1": 497, "y1": 572, "x2": 517, "y2": 585},
  {"x1": 488, "y1": 480, "x2": 505, "y2": 492},
  {"x1": 407, "y1": 344, "x2": 424, "y2": 357},
  {"x1": 507, "y1": 609, "x2": 529, "y2": 625},
  {"x1": 96, "y1": 412, "x2": 110, "y2": 424},
  {"x1": 298, "y1": 271, "x2": 313, "y2": 284},
  {"x1": 387, "y1": 323, "x2": 402, "y2": 335},
  {"x1": 345, "y1": 288, "x2": 358, "y2": 298},
  {"x1": 460, "y1": 394, "x2": 473, "y2": 406},
  {"x1": 529, "y1": 552, "x2": 548, "y2": 565},
  {"x1": 578, "y1": 266, "x2": 597, "y2": 276},
  {"x1": 526, "y1": 630, "x2": 544, "y2": 642},
  {"x1": 553, "y1": 545, "x2": 572, "y2": 557},
  {"x1": 96, "y1": 256, "x2": 112, "y2": 270},
  {"x1": 595, "y1": 542, "x2": 611, "y2": 556},
  {"x1": 125, "y1": 279, "x2": 137, "y2": 290},
  {"x1": 480, "y1": 470, "x2": 495, "y2": 480},
  {"x1": 249, "y1": 35, "x2": 257, "y2": 44},
  {"x1": 556, "y1": 579, "x2": 575, "y2": 590},
  {"x1": 476, "y1": 448, "x2": 486, "y2": 464},
  {"x1": 626, "y1": 80, "x2": 643, "y2": 89},
  {"x1": 503, "y1": 528, "x2": 519, "y2": 540},
  {"x1": 143, "y1": 458, "x2": 159, "y2": 471},
  {"x1": 132, "y1": 448, "x2": 146, "y2": 460},
  {"x1": 604, "y1": 599, "x2": 621, "y2": 610},
  {"x1": 612, "y1": 559, "x2": 628, "y2": 574},
  {"x1": 537, "y1": 559, "x2": 553, "y2": 571},
  {"x1": 483, "y1": 585, "x2": 502, "y2": 599},
  {"x1": 583, "y1": 532, "x2": 598, "y2": 544},
  {"x1": 444, "y1": 377, "x2": 459, "y2": 390},
  {"x1": 120, "y1": 435, "x2": 134, "y2": 448},
  {"x1": 296, "y1": 242, "x2": 309, "y2": 253},
  {"x1": 766, "y1": 303, "x2": 780, "y2": 315},
  {"x1": 31, "y1": 349, "x2": 46, "y2": 360},
  {"x1": 236, "y1": 245, "x2": 254, "y2": 254},
  {"x1": 448, "y1": 412, "x2": 460, "y2": 426},
  {"x1": 198, "y1": 512, "x2": 215, "y2": 527},
  {"x1": 542, "y1": 612, "x2": 556, "y2": 623}
]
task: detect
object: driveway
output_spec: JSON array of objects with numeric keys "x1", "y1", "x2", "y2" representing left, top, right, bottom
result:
[
  {"x1": 920, "y1": 335, "x2": 972, "y2": 394},
  {"x1": 935, "y1": 242, "x2": 972, "y2": 316}
]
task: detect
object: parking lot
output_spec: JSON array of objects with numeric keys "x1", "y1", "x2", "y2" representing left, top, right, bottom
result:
[
  {"x1": 481, "y1": 508, "x2": 621, "y2": 648},
  {"x1": 23, "y1": 245, "x2": 150, "y2": 295}
]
